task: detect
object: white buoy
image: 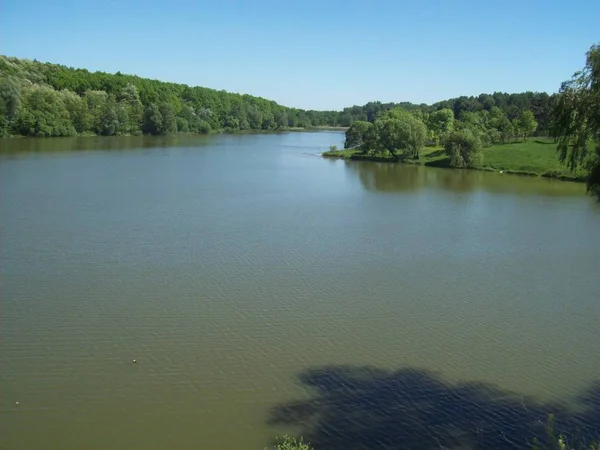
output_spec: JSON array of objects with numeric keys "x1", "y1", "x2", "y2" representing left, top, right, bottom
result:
[
  {"x1": 132, "y1": 359, "x2": 137, "y2": 364},
  {"x1": 15, "y1": 401, "x2": 19, "y2": 405}
]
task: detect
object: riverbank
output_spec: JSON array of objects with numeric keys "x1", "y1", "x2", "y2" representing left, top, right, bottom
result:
[
  {"x1": 323, "y1": 138, "x2": 587, "y2": 182},
  {"x1": 1, "y1": 126, "x2": 347, "y2": 141}
]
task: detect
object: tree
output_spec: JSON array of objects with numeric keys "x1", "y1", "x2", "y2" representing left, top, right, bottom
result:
[
  {"x1": 427, "y1": 108, "x2": 454, "y2": 145},
  {"x1": 444, "y1": 129, "x2": 482, "y2": 168},
  {"x1": 551, "y1": 43, "x2": 600, "y2": 198},
  {"x1": 344, "y1": 120, "x2": 374, "y2": 152},
  {"x1": 488, "y1": 107, "x2": 513, "y2": 143},
  {"x1": 374, "y1": 113, "x2": 427, "y2": 159},
  {"x1": 118, "y1": 83, "x2": 143, "y2": 134},
  {"x1": 0, "y1": 76, "x2": 21, "y2": 135},
  {"x1": 159, "y1": 102, "x2": 176, "y2": 134},
  {"x1": 143, "y1": 103, "x2": 163, "y2": 134},
  {"x1": 60, "y1": 89, "x2": 89, "y2": 133},
  {"x1": 14, "y1": 84, "x2": 75, "y2": 137},
  {"x1": 518, "y1": 110, "x2": 538, "y2": 140}
]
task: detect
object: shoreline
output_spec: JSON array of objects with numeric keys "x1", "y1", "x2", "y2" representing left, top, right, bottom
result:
[
  {"x1": 0, "y1": 126, "x2": 348, "y2": 141},
  {"x1": 322, "y1": 149, "x2": 586, "y2": 183}
]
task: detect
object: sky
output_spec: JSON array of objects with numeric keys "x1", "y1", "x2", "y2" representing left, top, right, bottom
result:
[{"x1": 1, "y1": 0, "x2": 598, "y2": 110}]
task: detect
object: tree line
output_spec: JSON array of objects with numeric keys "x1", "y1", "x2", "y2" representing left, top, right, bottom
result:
[
  {"x1": 1, "y1": 55, "x2": 554, "y2": 138},
  {"x1": 0, "y1": 55, "x2": 340, "y2": 137},
  {"x1": 338, "y1": 91, "x2": 554, "y2": 134},
  {"x1": 344, "y1": 105, "x2": 539, "y2": 164}
]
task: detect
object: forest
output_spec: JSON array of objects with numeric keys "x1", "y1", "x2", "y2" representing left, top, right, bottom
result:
[{"x1": 0, "y1": 55, "x2": 555, "y2": 138}]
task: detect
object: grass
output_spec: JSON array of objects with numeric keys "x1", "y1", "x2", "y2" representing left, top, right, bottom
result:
[
  {"x1": 323, "y1": 138, "x2": 587, "y2": 182},
  {"x1": 479, "y1": 138, "x2": 587, "y2": 180}
]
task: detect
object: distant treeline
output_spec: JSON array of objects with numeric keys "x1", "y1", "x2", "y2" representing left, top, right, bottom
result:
[
  {"x1": 1, "y1": 55, "x2": 554, "y2": 137},
  {"x1": 340, "y1": 92, "x2": 554, "y2": 135}
]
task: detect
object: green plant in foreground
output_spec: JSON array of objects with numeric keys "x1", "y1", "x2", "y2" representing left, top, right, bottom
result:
[
  {"x1": 266, "y1": 435, "x2": 313, "y2": 450},
  {"x1": 531, "y1": 414, "x2": 600, "y2": 450}
]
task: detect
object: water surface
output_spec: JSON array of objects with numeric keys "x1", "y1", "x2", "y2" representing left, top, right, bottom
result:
[{"x1": 1, "y1": 133, "x2": 599, "y2": 449}]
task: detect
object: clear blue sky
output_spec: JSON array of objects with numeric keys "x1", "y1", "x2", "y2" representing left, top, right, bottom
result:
[{"x1": 1, "y1": 0, "x2": 598, "y2": 110}]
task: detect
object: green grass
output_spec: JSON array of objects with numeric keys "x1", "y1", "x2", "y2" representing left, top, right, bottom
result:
[
  {"x1": 479, "y1": 138, "x2": 586, "y2": 180},
  {"x1": 323, "y1": 138, "x2": 586, "y2": 182}
]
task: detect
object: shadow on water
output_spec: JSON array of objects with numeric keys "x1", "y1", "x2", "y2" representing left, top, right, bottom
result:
[
  {"x1": 346, "y1": 160, "x2": 587, "y2": 197},
  {"x1": 268, "y1": 366, "x2": 600, "y2": 449}
]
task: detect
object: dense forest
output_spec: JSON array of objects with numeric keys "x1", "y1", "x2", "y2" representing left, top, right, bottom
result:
[{"x1": 0, "y1": 55, "x2": 555, "y2": 138}]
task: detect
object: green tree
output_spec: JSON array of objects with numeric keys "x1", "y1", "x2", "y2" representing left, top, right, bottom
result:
[
  {"x1": 518, "y1": 110, "x2": 538, "y2": 140},
  {"x1": 375, "y1": 108, "x2": 427, "y2": 159},
  {"x1": 444, "y1": 129, "x2": 482, "y2": 168},
  {"x1": 344, "y1": 120, "x2": 375, "y2": 152},
  {"x1": 143, "y1": 103, "x2": 163, "y2": 135},
  {"x1": 60, "y1": 89, "x2": 89, "y2": 133},
  {"x1": 551, "y1": 43, "x2": 600, "y2": 198},
  {"x1": 374, "y1": 113, "x2": 427, "y2": 159},
  {"x1": 14, "y1": 84, "x2": 75, "y2": 137},
  {"x1": 0, "y1": 75, "x2": 21, "y2": 134},
  {"x1": 118, "y1": 83, "x2": 143, "y2": 134},
  {"x1": 427, "y1": 108, "x2": 454, "y2": 145},
  {"x1": 488, "y1": 107, "x2": 513, "y2": 143},
  {"x1": 159, "y1": 102, "x2": 177, "y2": 134}
]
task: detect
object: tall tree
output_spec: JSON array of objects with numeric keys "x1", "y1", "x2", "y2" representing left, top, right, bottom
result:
[{"x1": 551, "y1": 43, "x2": 600, "y2": 198}]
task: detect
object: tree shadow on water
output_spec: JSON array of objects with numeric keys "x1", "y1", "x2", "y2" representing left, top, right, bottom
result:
[{"x1": 268, "y1": 366, "x2": 600, "y2": 449}]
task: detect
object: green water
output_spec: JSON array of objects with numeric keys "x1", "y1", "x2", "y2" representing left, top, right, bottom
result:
[{"x1": 1, "y1": 132, "x2": 598, "y2": 449}]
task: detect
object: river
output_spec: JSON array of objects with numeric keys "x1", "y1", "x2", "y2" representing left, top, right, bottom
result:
[{"x1": 1, "y1": 132, "x2": 598, "y2": 449}]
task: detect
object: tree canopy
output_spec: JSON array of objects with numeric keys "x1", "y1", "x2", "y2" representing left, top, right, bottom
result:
[
  {"x1": 1, "y1": 55, "x2": 560, "y2": 139},
  {"x1": 0, "y1": 55, "x2": 342, "y2": 137},
  {"x1": 551, "y1": 43, "x2": 600, "y2": 198}
]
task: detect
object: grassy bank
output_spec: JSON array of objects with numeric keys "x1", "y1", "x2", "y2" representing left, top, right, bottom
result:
[{"x1": 323, "y1": 138, "x2": 587, "y2": 182}]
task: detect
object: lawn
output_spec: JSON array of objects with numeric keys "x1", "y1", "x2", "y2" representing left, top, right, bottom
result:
[{"x1": 479, "y1": 138, "x2": 585, "y2": 179}]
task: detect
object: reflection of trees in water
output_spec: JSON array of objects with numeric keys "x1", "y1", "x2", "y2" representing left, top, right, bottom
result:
[
  {"x1": 347, "y1": 161, "x2": 585, "y2": 198},
  {"x1": 0, "y1": 135, "x2": 212, "y2": 154},
  {"x1": 269, "y1": 366, "x2": 600, "y2": 450},
  {"x1": 347, "y1": 161, "x2": 481, "y2": 194},
  {"x1": 347, "y1": 161, "x2": 426, "y2": 193}
]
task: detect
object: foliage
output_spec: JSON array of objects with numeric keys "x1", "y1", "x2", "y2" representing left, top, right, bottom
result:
[
  {"x1": 266, "y1": 436, "x2": 313, "y2": 450},
  {"x1": 344, "y1": 120, "x2": 374, "y2": 152},
  {"x1": 427, "y1": 108, "x2": 454, "y2": 144},
  {"x1": 327, "y1": 138, "x2": 584, "y2": 181},
  {"x1": 1, "y1": 54, "x2": 565, "y2": 139},
  {"x1": 551, "y1": 43, "x2": 600, "y2": 198},
  {"x1": 443, "y1": 129, "x2": 482, "y2": 167},
  {"x1": 375, "y1": 109, "x2": 427, "y2": 159},
  {"x1": 532, "y1": 414, "x2": 600, "y2": 450},
  {"x1": 0, "y1": 55, "x2": 341, "y2": 136},
  {"x1": 339, "y1": 92, "x2": 555, "y2": 136},
  {"x1": 518, "y1": 110, "x2": 538, "y2": 140}
]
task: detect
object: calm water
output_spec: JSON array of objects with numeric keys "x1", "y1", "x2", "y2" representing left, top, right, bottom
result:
[{"x1": 1, "y1": 132, "x2": 599, "y2": 449}]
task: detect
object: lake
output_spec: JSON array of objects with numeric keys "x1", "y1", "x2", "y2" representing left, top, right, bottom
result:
[{"x1": 1, "y1": 132, "x2": 599, "y2": 449}]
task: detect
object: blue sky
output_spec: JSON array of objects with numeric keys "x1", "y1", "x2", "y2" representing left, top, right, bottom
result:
[{"x1": 1, "y1": 0, "x2": 598, "y2": 110}]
